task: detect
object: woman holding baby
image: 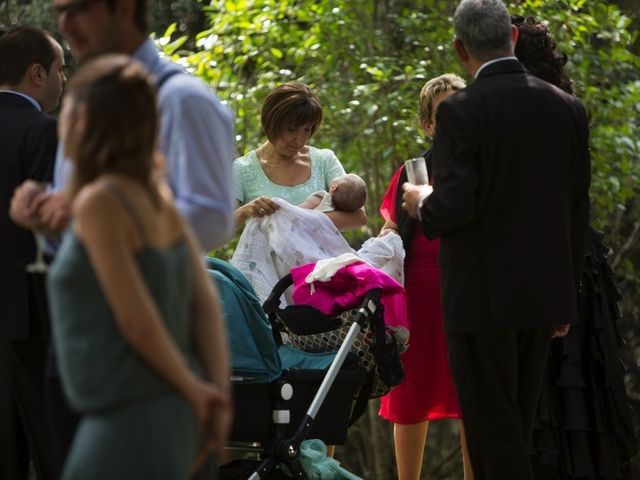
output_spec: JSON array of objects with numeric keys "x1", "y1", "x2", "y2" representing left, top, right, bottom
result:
[{"x1": 233, "y1": 81, "x2": 366, "y2": 230}]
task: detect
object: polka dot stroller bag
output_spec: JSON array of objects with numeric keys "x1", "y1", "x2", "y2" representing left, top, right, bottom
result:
[{"x1": 262, "y1": 270, "x2": 405, "y2": 400}]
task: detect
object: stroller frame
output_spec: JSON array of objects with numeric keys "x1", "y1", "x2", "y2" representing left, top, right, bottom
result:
[{"x1": 245, "y1": 274, "x2": 383, "y2": 480}]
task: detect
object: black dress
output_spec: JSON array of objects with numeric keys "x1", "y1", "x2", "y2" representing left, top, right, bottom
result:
[{"x1": 530, "y1": 228, "x2": 637, "y2": 479}]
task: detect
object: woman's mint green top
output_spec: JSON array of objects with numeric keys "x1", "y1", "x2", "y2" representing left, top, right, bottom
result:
[
  {"x1": 233, "y1": 145, "x2": 346, "y2": 205},
  {"x1": 48, "y1": 232, "x2": 192, "y2": 414}
]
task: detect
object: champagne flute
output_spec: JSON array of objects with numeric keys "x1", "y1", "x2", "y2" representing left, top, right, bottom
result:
[
  {"x1": 404, "y1": 157, "x2": 429, "y2": 185},
  {"x1": 25, "y1": 183, "x2": 53, "y2": 273}
]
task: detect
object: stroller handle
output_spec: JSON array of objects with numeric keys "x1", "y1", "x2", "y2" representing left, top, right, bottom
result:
[{"x1": 262, "y1": 273, "x2": 293, "y2": 314}]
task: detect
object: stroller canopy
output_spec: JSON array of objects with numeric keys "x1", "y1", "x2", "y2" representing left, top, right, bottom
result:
[{"x1": 207, "y1": 257, "x2": 282, "y2": 383}]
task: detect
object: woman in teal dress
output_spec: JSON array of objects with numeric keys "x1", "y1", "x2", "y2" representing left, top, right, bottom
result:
[
  {"x1": 47, "y1": 55, "x2": 232, "y2": 479},
  {"x1": 233, "y1": 81, "x2": 366, "y2": 231}
]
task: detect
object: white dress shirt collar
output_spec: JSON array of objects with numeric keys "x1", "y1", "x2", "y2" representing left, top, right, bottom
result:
[
  {"x1": 0, "y1": 90, "x2": 42, "y2": 111},
  {"x1": 474, "y1": 56, "x2": 518, "y2": 79}
]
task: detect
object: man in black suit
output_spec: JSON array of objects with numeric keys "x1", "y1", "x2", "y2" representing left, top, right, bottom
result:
[
  {"x1": 0, "y1": 26, "x2": 66, "y2": 480},
  {"x1": 403, "y1": 1, "x2": 590, "y2": 478}
]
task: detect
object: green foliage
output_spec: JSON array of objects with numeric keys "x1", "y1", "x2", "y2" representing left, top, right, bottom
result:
[{"x1": 0, "y1": 0, "x2": 58, "y2": 34}]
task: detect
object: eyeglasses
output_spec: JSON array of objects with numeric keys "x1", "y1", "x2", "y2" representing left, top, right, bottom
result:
[{"x1": 53, "y1": 0, "x2": 105, "y2": 18}]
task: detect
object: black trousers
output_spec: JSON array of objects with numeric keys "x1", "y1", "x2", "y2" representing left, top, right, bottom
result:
[
  {"x1": 0, "y1": 338, "x2": 53, "y2": 480},
  {"x1": 0, "y1": 272, "x2": 54, "y2": 480},
  {"x1": 0, "y1": 269, "x2": 79, "y2": 480},
  {"x1": 447, "y1": 327, "x2": 552, "y2": 480}
]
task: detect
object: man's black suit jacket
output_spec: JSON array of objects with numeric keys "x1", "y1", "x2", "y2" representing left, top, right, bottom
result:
[
  {"x1": 0, "y1": 92, "x2": 57, "y2": 339},
  {"x1": 420, "y1": 59, "x2": 590, "y2": 334}
]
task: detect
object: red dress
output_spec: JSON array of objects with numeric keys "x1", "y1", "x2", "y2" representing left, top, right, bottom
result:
[{"x1": 378, "y1": 165, "x2": 461, "y2": 423}]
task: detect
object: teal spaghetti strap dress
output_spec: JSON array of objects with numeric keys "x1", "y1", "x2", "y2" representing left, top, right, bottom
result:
[{"x1": 47, "y1": 186, "x2": 211, "y2": 479}]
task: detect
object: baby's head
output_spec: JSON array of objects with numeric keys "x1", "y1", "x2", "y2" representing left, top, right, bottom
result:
[{"x1": 329, "y1": 173, "x2": 367, "y2": 212}]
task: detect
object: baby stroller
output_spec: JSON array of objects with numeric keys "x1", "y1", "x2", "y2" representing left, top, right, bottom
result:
[{"x1": 207, "y1": 258, "x2": 403, "y2": 479}]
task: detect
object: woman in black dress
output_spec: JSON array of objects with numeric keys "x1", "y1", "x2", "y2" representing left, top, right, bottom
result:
[{"x1": 512, "y1": 15, "x2": 637, "y2": 480}]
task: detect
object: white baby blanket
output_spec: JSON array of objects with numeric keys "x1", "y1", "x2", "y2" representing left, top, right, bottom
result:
[{"x1": 230, "y1": 198, "x2": 405, "y2": 304}]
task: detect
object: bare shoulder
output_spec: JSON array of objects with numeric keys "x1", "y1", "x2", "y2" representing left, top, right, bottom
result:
[
  {"x1": 73, "y1": 182, "x2": 119, "y2": 220},
  {"x1": 72, "y1": 181, "x2": 132, "y2": 243}
]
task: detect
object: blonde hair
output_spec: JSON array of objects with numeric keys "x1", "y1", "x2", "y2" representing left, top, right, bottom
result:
[{"x1": 418, "y1": 73, "x2": 466, "y2": 126}]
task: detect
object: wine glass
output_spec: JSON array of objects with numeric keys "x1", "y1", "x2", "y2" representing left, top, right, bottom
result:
[
  {"x1": 404, "y1": 157, "x2": 429, "y2": 185},
  {"x1": 25, "y1": 183, "x2": 53, "y2": 273}
]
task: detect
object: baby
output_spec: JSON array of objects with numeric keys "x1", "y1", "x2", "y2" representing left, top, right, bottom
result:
[{"x1": 298, "y1": 173, "x2": 367, "y2": 213}]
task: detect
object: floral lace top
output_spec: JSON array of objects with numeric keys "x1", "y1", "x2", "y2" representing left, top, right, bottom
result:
[{"x1": 233, "y1": 146, "x2": 346, "y2": 206}]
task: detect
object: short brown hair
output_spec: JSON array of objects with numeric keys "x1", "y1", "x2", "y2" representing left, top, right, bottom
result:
[
  {"x1": 261, "y1": 82, "x2": 323, "y2": 142},
  {"x1": 418, "y1": 73, "x2": 466, "y2": 125},
  {"x1": 65, "y1": 54, "x2": 158, "y2": 201},
  {"x1": 0, "y1": 27, "x2": 57, "y2": 86}
]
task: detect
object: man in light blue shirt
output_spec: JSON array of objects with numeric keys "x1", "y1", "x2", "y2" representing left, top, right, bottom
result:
[{"x1": 12, "y1": 0, "x2": 235, "y2": 252}]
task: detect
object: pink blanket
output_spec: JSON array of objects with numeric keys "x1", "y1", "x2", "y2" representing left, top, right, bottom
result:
[{"x1": 290, "y1": 261, "x2": 409, "y2": 329}]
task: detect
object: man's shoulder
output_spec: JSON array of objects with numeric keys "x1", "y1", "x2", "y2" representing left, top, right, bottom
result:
[
  {"x1": 18, "y1": 104, "x2": 56, "y2": 132},
  {"x1": 0, "y1": 103, "x2": 56, "y2": 138},
  {"x1": 517, "y1": 74, "x2": 587, "y2": 120},
  {"x1": 26, "y1": 112, "x2": 57, "y2": 138},
  {"x1": 0, "y1": 93, "x2": 54, "y2": 122},
  {"x1": 436, "y1": 87, "x2": 477, "y2": 120},
  {"x1": 29, "y1": 108, "x2": 56, "y2": 125},
  {"x1": 460, "y1": 69, "x2": 577, "y2": 108},
  {"x1": 152, "y1": 56, "x2": 211, "y2": 98},
  {"x1": 155, "y1": 64, "x2": 233, "y2": 121},
  {"x1": 136, "y1": 40, "x2": 233, "y2": 121}
]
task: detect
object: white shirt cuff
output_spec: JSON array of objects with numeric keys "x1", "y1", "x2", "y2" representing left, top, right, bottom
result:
[{"x1": 417, "y1": 192, "x2": 429, "y2": 221}]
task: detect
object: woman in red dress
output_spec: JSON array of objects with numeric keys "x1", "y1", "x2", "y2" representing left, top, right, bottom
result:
[{"x1": 378, "y1": 73, "x2": 473, "y2": 480}]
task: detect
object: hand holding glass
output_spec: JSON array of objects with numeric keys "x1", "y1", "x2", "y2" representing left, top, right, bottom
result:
[
  {"x1": 25, "y1": 183, "x2": 53, "y2": 273},
  {"x1": 404, "y1": 157, "x2": 429, "y2": 185}
]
